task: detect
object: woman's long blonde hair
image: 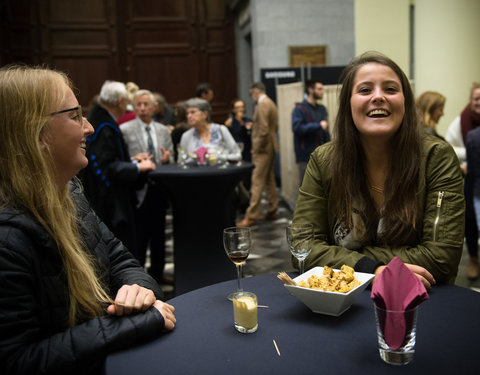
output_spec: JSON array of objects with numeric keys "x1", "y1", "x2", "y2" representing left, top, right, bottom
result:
[
  {"x1": 0, "y1": 66, "x2": 112, "y2": 326},
  {"x1": 415, "y1": 91, "x2": 446, "y2": 129}
]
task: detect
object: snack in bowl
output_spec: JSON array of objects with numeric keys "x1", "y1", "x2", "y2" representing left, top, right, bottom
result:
[
  {"x1": 296, "y1": 265, "x2": 361, "y2": 293},
  {"x1": 282, "y1": 266, "x2": 374, "y2": 316}
]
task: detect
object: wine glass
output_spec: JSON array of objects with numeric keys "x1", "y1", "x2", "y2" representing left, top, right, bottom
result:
[
  {"x1": 223, "y1": 226, "x2": 251, "y2": 300},
  {"x1": 177, "y1": 146, "x2": 189, "y2": 169},
  {"x1": 286, "y1": 223, "x2": 313, "y2": 275},
  {"x1": 236, "y1": 142, "x2": 244, "y2": 166}
]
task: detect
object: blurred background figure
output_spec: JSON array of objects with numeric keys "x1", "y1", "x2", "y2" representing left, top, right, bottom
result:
[
  {"x1": 196, "y1": 82, "x2": 214, "y2": 103},
  {"x1": 237, "y1": 82, "x2": 279, "y2": 227},
  {"x1": 449, "y1": 82, "x2": 480, "y2": 280},
  {"x1": 83, "y1": 80, "x2": 155, "y2": 255},
  {"x1": 153, "y1": 92, "x2": 176, "y2": 129},
  {"x1": 121, "y1": 89, "x2": 173, "y2": 284},
  {"x1": 118, "y1": 81, "x2": 139, "y2": 125},
  {"x1": 171, "y1": 101, "x2": 189, "y2": 161},
  {"x1": 225, "y1": 98, "x2": 252, "y2": 165},
  {"x1": 415, "y1": 91, "x2": 446, "y2": 140},
  {"x1": 179, "y1": 98, "x2": 240, "y2": 161},
  {"x1": 291, "y1": 79, "x2": 330, "y2": 184}
]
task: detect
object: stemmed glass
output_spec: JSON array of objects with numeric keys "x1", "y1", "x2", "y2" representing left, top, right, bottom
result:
[
  {"x1": 177, "y1": 146, "x2": 189, "y2": 169},
  {"x1": 236, "y1": 142, "x2": 244, "y2": 166},
  {"x1": 223, "y1": 226, "x2": 251, "y2": 300},
  {"x1": 286, "y1": 223, "x2": 313, "y2": 275}
]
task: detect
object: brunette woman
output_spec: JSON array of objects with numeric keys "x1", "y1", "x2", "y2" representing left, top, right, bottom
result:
[{"x1": 293, "y1": 52, "x2": 465, "y2": 288}]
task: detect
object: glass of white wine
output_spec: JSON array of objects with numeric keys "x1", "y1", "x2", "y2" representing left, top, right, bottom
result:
[
  {"x1": 286, "y1": 223, "x2": 313, "y2": 275},
  {"x1": 223, "y1": 226, "x2": 251, "y2": 300}
]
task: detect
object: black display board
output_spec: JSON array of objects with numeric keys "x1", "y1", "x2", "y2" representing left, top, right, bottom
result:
[{"x1": 260, "y1": 65, "x2": 346, "y2": 103}]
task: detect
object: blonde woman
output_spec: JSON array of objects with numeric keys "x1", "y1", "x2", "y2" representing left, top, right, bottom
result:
[
  {"x1": 0, "y1": 66, "x2": 175, "y2": 374},
  {"x1": 415, "y1": 91, "x2": 446, "y2": 140}
]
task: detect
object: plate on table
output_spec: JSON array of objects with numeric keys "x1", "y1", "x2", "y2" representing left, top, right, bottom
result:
[{"x1": 284, "y1": 266, "x2": 374, "y2": 316}]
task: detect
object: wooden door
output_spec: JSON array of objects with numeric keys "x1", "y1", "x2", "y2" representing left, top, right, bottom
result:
[
  {"x1": 120, "y1": 0, "x2": 236, "y2": 122},
  {"x1": 0, "y1": 0, "x2": 237, "y2": 122}
]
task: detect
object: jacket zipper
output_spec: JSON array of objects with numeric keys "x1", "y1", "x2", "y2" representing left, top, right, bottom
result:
[{"x1": 433, "y1": 191, "x2": 444, "y2": 241}]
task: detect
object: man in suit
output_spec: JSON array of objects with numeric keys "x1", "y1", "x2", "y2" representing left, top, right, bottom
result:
[
  {"x1": 82, "y1": 81, "x2": 156, "y2": 256},
  {"x1": 121, "y1": 90, "x2": 174, "y2": 283},
  {"x1": 237, "y1": 82, "x2": 279, "y2": 227}
]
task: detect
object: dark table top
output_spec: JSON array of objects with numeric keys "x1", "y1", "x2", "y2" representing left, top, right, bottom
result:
[
  {"x1": 105, "y1": 273, "x2": 480, "y2": 374},
  {"x1": 148, "y1": 162, "x2": 253, "y2": 179}
]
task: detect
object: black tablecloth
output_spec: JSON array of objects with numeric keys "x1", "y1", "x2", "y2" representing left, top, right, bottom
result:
[
  {"x1": 148, "y1": 163, "x2": 253, "y2": 295},
  {"x1": 105, "y1": 273, "x2": 480, "y2": 374}
]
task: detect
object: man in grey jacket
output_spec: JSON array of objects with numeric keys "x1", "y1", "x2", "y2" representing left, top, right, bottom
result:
[{"x1": 121, "y1": 89, "x2": 174, "y2": 284}]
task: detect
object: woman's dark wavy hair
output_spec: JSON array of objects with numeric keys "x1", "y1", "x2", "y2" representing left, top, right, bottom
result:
[{"x1": 329, "y1": 51, "x2": 423, "y2": 246}]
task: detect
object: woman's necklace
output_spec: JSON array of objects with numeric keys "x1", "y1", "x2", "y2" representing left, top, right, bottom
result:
[{"x1": 370, "y1": 185, "x2": 384, "y2": 194}]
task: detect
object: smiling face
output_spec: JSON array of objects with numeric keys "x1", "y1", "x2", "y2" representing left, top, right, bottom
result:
[
  {"x1": 350, "y1": 63, "x2": 405, "y2": 141},
  {"x1": 43, "y1": 84, "x2": 94, "y2": 186}
]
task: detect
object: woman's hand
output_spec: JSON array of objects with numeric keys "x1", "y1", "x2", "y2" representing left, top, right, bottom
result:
[
  {"x1": 374, "y1": 263, "x2": 436, "y2": 290},
  {"x1": 153, "y1": 300, "x2": 176, "y2": 331},
  {"x1": 107, "y1": 284, "x2": 156, "y2": 316}
]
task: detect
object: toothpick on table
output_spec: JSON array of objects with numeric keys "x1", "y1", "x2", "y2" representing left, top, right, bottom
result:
[{"x1": 273, "y1": 339, "x2": 281, "y2": 356}]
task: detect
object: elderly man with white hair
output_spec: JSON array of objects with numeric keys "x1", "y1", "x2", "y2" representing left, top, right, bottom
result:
[{"x1": 82, "y1": 81, "x2": 156, "y2": 256}]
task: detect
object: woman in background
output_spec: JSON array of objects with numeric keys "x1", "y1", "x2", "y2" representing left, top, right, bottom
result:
[
  {"x1": 415, "y1": 91, "x2": 446, "y2": 140},
  {"x1": 449, "y1": 82, "x2": 480, "y2": 279},
  {"x1": 0, "y1": 66, "x2": 175, "y2": 374},
  {"x1": 180, "y1": 97, "x2": 240, "y2": 161},
  {"x1": 225, "y1": 98, "x2": 253, "y2": 164},
  {"x1": 293, "y1": 52, "x2": 464, "y2": 288}
]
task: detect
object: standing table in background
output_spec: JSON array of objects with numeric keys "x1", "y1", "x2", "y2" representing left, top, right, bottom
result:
[{"x1": 148, "y1": 163, "x2": 254, "y2": 295}]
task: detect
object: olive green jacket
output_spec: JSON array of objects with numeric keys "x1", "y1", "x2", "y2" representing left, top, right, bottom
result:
[{"x1": 292, "y1": 135, "x2": 465, "y2": 283}]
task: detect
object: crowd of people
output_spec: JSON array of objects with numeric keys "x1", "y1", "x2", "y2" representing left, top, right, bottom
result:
[{"x1": 0, "y1": 51, "x2": 477, "y2": 373}]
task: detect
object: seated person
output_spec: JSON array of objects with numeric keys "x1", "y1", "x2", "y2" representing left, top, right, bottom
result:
[
  {"x1": 0, "y1": 66, "x2": 176, "y2": 375},
  {"x1": 179, "y1": 97, "x2": 241, "y2": 162},
  {"x1": 292, "y1": 52, "x2": 465, "y2": 289}
]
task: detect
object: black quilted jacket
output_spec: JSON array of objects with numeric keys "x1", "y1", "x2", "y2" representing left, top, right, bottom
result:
[{"x1": 0, "y1": 181, "x2": 165, "y2": 374}]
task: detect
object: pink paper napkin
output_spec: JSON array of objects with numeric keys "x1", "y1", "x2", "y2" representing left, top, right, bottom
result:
[
  {"x1": 195, "y1": 147, "x2": 208, "y2": 164},
  {"x1": 371, "y1": 257, "x2": 429, "y2": 350}
]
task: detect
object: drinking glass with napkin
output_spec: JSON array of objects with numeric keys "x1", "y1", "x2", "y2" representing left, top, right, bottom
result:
[
  {"x1": 371, "y1": 256, "x2": 429, "y2": 350},
  {"x1": 195, "y1": 147, "x2": 208, "y2": 164}
]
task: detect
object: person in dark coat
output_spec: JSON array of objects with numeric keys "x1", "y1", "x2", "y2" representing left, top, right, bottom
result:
[
  {"x1": 291, "y1": 79, "x2": 330, "y2": 184},
  {"x1": 82, "y1": 80, "x2": 156, "y2": 256},
  {"x1": 0, "y1": 66, "x2": 175, "y2": 375}
]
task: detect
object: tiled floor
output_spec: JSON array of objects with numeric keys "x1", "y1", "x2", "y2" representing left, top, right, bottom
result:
[{"x1": 159, "y1": 194, "x2": 480, "y2": 298}]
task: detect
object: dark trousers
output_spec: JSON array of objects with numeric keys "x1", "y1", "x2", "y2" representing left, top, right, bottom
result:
[
  {"x1": 135, "y1": 184, "x2": 168, "y2": 281},
  {"x1": 464, "y1": 175, "x2": 478, "y2": 257}
]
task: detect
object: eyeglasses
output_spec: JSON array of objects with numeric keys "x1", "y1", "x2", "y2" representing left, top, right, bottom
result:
[{"x1": 49, "y1": 105, "x2": 83, "y2": 125}]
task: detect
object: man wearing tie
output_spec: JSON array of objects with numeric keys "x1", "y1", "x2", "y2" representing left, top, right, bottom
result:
[{"x1": 121, "y1": 90, "x2": 173, "y2": 283}]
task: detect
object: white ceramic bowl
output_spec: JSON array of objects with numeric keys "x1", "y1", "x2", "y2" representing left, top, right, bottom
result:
[{"x1": 284, "y1": 266, "x2": 375, "y2": 316}]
